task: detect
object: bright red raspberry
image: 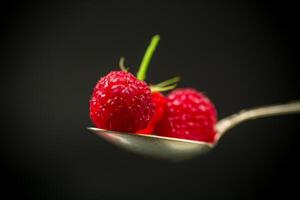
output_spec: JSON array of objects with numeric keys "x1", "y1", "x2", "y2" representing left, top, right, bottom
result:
[
  {"x1": 154, "y1": 88, "x2": 217, "y2": 143},
  {"x1": 89, "y1": 71, "x2": 154, "y2": 132},
  {"x1": 137, "y1": 92, "x2": 166, "y2": 134}
]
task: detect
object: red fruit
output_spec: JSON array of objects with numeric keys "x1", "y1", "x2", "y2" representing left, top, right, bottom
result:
[
  {"x1": 137, "y1": 92, "x2": 166, "y2": 134},
  {"x1": 154, "y1": 88, "x2": 217, "y2": 143},
  {"x1": 89, "y1": 71, "x2": 154, "y2": 132}
]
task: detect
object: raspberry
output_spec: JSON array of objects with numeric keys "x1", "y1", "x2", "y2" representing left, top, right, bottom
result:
[
  {"x1": 154, "y1": 88, "x2": 217, "y2": 143},
  {"x1": 137, "y1": 92, "x2": 166, "y2": 134},
  {"x1": 89, "y1": 71, "x2": 154, "y2": 132}
]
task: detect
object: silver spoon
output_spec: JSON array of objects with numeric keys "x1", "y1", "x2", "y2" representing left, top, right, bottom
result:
[{"x1": 87, "y1": 101, "x2": 300, "y2": 161}]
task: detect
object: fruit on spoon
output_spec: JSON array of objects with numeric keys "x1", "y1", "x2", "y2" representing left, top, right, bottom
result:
[
  {"x1": 154, "y1": 88, "x2": 217, "y2": 143},
  {"x1": 89, "y1": 71, "x2": 154, "y2": 132},
  {"x1": 88, "y1": 35, "x2": 218, "y2": 143},
  {"x1": 89, "y1": 35, "x2": 161, "y2": 133}
]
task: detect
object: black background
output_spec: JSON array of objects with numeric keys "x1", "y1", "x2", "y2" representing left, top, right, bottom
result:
[{"x1": 1, "y1": 1, "x2": 299, "y2": 199}]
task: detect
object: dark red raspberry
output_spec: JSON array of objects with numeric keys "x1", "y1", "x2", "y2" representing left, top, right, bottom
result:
[
  {"x1": 89, "y1": 71, "x2": 154, "y2": 132},
  {"x1": 154, "y1": 88, "x2": 217, "y2": 143},
  {"x1": 137, "y1": 92, "x2": 166, "y2": 134}
]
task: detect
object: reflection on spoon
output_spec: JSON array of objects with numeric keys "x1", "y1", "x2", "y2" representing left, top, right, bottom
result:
[{"x1": 87, "y1": 101, "x2": 300, "y2": 161}]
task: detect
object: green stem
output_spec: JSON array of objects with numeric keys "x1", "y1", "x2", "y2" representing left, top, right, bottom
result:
[
  {"x1": 137, "y1": 35, "x2": 160, "y2": 81},
  {"x1": 150, "y1": 84, "x2": 178, "y2": 92},
  {"x1": 153, "y1": 76, "x2": 180, "y2": 87},
  {"x1": 119, "y1": 57, "x2": 128, "y2": 71}
]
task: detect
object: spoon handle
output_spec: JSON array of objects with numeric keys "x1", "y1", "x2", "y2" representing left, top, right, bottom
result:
[{"x1": 216, "y1": 101, "x2": 300, "y2": 139}]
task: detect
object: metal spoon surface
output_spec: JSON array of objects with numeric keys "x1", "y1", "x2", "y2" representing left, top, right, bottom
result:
[{"x1": 87, "y1": 101, "x2": 300, "y2": 161}]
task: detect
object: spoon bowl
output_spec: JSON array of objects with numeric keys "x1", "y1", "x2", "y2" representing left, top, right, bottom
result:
[
  {"x1": 87, "y1": 101, "x2": 300, "y2": 161},
  {"x1": 87, "y1": 127, "x2": 213, "y2": 161}
]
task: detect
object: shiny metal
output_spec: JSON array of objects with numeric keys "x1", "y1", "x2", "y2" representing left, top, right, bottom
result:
[
  {"x1": 87, "y1": 101, "x2": 300, "y2": 161},
  {"x1": 87, "y1": 127, "x2": 213, "y2": 161}
]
